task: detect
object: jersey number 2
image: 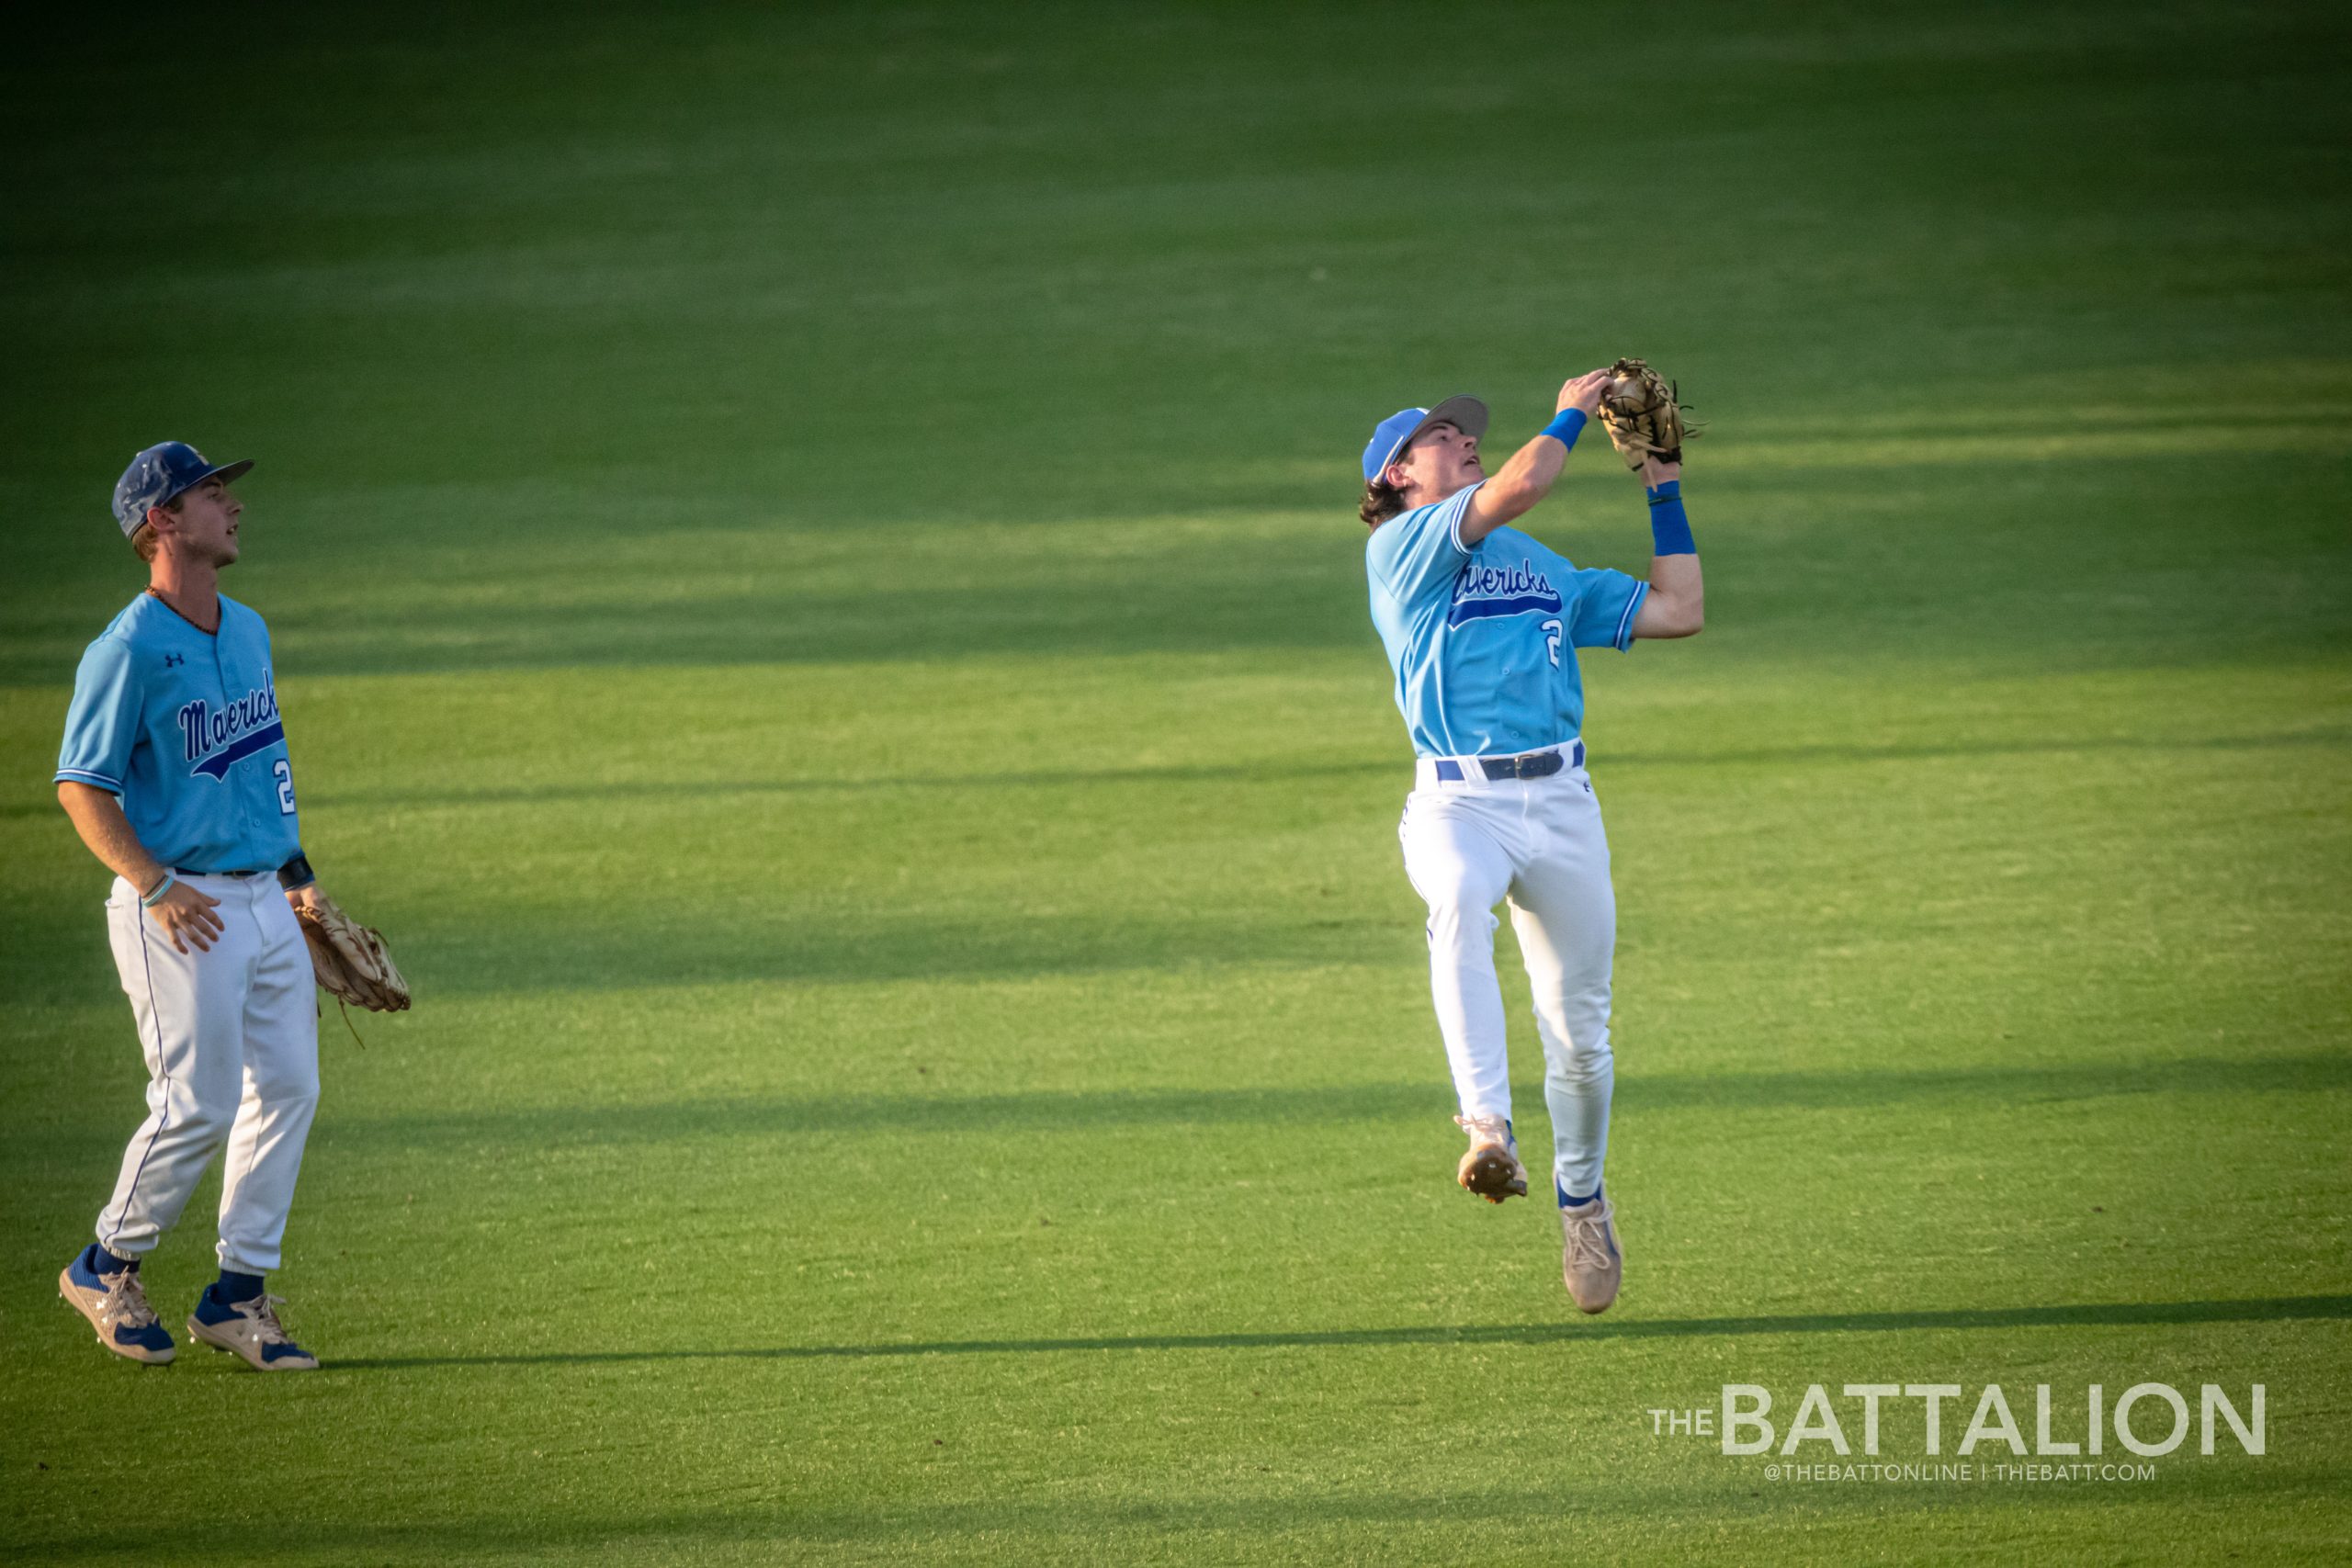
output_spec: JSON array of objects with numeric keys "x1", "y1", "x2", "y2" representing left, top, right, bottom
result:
[
  {"x1": 273, "y1": 760, "x2": 297, "y2": 816},
  {"x1": 1542, "y1": 619, "x2": 1563, "y2": 668}
]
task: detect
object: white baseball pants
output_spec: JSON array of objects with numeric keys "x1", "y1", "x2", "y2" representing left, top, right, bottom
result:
[
  {"x1": 95, "y1": 872, "x2": 320, "y2": 1275},
  {"x1": 1398, "y1": 756, "x2": 1616, "y2": 1202}
]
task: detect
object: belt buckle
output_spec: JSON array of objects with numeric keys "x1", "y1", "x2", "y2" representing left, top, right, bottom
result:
[{"x1": 1490, "y1": 748, "x2": 1562, "y2": 782}]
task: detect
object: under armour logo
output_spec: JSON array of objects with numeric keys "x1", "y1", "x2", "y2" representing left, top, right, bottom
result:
[{"x1": 164, "y1": 654, "x2": 184, "y2": 668}]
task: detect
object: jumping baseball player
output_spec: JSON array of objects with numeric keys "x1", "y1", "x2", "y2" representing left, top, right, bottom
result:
[
  {"x1": 1360, "y1": 368, "x2": 1702, "y2": 1314},
  {"x1": 52, "y1": 442, "x2": 327, "y2": 1370}
]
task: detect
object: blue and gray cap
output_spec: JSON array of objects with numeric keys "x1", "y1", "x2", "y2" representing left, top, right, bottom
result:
[
  {"x1": 1361, "y1": 395, "x2": 1488, "y2": 485},
  {"x1": 112, "y1": 442, "x2": 254, "y2": 537}
]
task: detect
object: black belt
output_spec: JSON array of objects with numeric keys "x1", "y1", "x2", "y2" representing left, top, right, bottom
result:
[
  {"x1": 1433, "y1": 740, "x2": 1585, "y2": 783},
  {"x1": 1481, "y1": 749, "x2": 1562, "y2": 780},
  {"x1": 175, "y1": 866, "x2": 267, "y2": 879}
]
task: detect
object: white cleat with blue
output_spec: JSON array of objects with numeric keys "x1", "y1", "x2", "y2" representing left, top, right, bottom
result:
[
  {"x1": 187, "y1": 1288, "x2": 320, "y2": 1371},
  {"x1": 59, "y1": 1246, "x2": 175, "y2": 1365}
]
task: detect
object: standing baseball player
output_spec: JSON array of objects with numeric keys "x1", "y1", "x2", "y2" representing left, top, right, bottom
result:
[
  {"x1": 1361, "y1": 369, "x2": 1703, "y2": 1314},
  {"x1": 52, "y1": 443, "x2": 326, "y2": 1370}
]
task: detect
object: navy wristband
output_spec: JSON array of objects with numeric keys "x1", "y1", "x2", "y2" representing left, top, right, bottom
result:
[
  {"x1": 1540, "y1": 408, "x2": 1588, "y2": 448},
  {"x1": 277, "y1": 852, "x2": 315, "y2": 891},
  {"x1": 1646, "y1": 479, "x2": 1695, "y2": 556}
]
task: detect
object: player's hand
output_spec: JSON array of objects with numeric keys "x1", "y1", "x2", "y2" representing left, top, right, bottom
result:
[
  {"x1": 1558, "y1": 369, "x2": 1613, "y2": 417},
  {"x1": 286, "y1": 882, "x2": 327, "y2": 917},
  {"x1": 148, "y1": 881, "x2": 224, "y2": 953},
  {"x1": 1641, "y1": 454, "x2": 1683, "y2": 487}
]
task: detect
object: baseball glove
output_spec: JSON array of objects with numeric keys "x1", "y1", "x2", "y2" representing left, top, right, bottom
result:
[
  {"x1": 1596, "y1": 357, "x2": 1699, "y2": 471},
  {"x1": 296, "y1": 897, "x2": 411, "y2": 1016}
]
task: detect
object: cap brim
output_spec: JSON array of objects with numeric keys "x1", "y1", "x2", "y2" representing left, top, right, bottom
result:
[
  {"x1": 164, "y1": 458, "x2": 254, "y2": 504},
  {"x1": 1378, "y1": 395, "x2": 1489, "y2": 479}
]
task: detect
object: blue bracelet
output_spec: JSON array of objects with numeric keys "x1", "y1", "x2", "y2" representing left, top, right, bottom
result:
[
  {"x1": 1541, "y1": 408, "x2": 1588, "y2": 448},
  {"x1": 1646, "y1": 479, "x2": 1695, "y2": 556},
  {"x1": 140, "y1": 873, "x2": 175, "y2": 908}
]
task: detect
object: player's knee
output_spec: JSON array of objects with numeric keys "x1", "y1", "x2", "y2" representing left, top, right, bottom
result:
[
  {"x1": 170, "y1": 1093, "x2": 237, "y2": 1149},
  {"x1": 1546, "y1": 1044, "x2": 1613, "y2": 1105},
  {"x1": 260, "y1": 1073, "x2": 321, "y2": 1117},
  {"x1": 1553, "y1": 1035, "x2": 1613, "y2": 1077},
  {"x1": 1423, "y1": 899, "x2": 1498, "y2": 950},
  {"x1": 1537, "y1": 998, "x2": 1614, "y2": 1072}
]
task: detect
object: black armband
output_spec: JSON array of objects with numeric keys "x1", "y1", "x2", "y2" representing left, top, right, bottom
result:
[{"x1": 277, "y1": 852, "x2": 316, "y2": 891}]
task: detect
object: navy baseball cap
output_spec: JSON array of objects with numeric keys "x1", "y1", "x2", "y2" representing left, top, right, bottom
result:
[
  {"x1": 1361, "y1": 395, "x2": 1488, "y2": 485},
  {"x1": 112, "y1": 442, "x2": 254, "y2": 537}
]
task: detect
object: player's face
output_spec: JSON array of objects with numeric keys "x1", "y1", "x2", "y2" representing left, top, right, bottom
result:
[
  {"x1": 1392, "y1": 422, "x2": 1484, "y2": 498},
  {"x1": 161, "y1": 478, "x2": 243, "y2": 567}
]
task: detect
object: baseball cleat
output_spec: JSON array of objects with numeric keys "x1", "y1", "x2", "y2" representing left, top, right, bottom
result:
[
  {"x1": 59, "y1": 1247, "x2": 175, "y2": 1365},
  {"x1": 187, "y1": 1291, "x2": 319, "y2": 1371},
  {"x1": 1559, "y1": 1191, "x2": 1623, "y2": 1314},
  {"x1": 1453, "y1": 1113, "x2": 1529, "y2": 1203}
]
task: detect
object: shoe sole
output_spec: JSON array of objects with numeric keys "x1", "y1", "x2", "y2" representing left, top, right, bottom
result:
[
  {"x1": 186, "y1": 1315, "x2": 319, "y2": 1371},
  {"x1": 57, "y1": 1269, "x2": 174, "y2": 1365},
  {"x1": 1566, "y1": 1276, "x2": 1621, "y2": 1315},
  {"x1": 1458, "y1": 1147, "x2": 1530, "y2": 1203}
]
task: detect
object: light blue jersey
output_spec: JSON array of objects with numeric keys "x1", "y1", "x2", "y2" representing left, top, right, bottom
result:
[
  {"x1": 1366, "y1": 481, "x2": 1646, "y2": 759},
  {"x1": 57, "y1": 592, "x2": 301, "y2": 873}
]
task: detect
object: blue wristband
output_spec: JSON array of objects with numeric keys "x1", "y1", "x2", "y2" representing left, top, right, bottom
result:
[
  {"x1": 1540, "y1": 408, "x2": 1588, "y2": 448},
  {"x1": 1646, "y1": 479, "x2": 1695, "y2": 556},
  {"x1": 141, "y1": 873, "x2": 176, "y2": 908}
]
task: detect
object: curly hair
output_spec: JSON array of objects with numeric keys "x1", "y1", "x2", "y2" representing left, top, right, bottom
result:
[{"x1": 1359, "y1": 478, "x2": 1408, "y2": 528}]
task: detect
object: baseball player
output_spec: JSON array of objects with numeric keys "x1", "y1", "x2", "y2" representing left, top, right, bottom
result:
[
  {"x1": 52, "y1": 442, "x2": 326, "y2": 1371},
  {"x1": 1361, "y1": 371, "x2": 1703, "y2": 1314}
]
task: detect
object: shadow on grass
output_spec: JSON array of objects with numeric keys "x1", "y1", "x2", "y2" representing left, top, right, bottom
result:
[
  {"x1": 13, "y1": 1454, "x2": 2343, "y2": 1567},
  {"x1": 308, "y1": 1050, "x2": 2350, "y2": 1149},
  {"x1": 202, "y1": 725, "x2": 2352, "y2": 816},
  {"x1": 332, "y1": 1294, "x2": 2352, "y2": 1372},
  {"x1": 9, "y1": 724, "x2": 2328, "y2": 824},
  {"x1": 0, "y1": 903, "x2": 1409, "y2": 1001},
  {"x1": 10, "y1": 1052, "x2": 2335, "y2": 1165}
]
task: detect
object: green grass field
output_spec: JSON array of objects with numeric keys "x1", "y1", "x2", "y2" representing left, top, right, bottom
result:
[{"x1": 4, "y1": 3, "x2": 2349, "y2": 1562}]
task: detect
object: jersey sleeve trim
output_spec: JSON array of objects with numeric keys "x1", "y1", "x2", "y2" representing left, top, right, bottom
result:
[
  {"x1": 1612, "y1": 581, "x2": 1647, "y2": 651},
  {"x1": 1444, "y1": 480, "x2": 1485, "y2": 555},
  {"x1": 55, "y1": 766, "x2": 125, "y2": 793}
]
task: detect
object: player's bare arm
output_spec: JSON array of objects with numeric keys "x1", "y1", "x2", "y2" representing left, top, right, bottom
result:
[
  {"x1": 1628, "y1": 456, "x2": 1703, "y2": 639},
  {"x1": 1456, "y1": 369, "x2": 1614, "y2": 541},
  {"x1": 57, "y1": 781, "x2": 224, "y2": 953},
  {"x1": 1380, "y1": 370, "x2": 1615, "y2": 547},
  {"x1": 58, "y1": 781, "x2": 329, "y2": 951}
]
